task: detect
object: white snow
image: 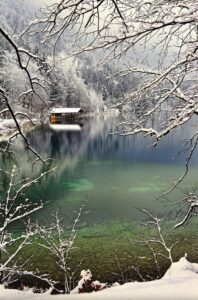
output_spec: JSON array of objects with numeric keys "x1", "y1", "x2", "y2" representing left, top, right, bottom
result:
[
  {"x1": 51, "y1": 108, "x2": 82, "y2": 114},
  {"x1": 0, "y1": 119, "x2": 18, "y2": 130},
  {"x1": 0, "y1": 119, "x2": 22, "y2": 142},
  {"x1": 0, "y1": 118, "x2": 37, "y2": 143},
  {"x1": 0, "y1": 118, "x2": 35, "y2": 131},
  {"x1": 0, "y1": 257, "x2": 198, "y2": 300},
  {"x1": 49, "y1": 124, "x2": 82, "y2": 131},
  {"x1": 71, "y1": 270, "x2": 93, "y2": 294}
]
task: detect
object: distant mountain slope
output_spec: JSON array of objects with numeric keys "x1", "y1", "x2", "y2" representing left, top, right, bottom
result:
[{"x1": 0, "y1": 0, "x2": 38, "y2": 33}]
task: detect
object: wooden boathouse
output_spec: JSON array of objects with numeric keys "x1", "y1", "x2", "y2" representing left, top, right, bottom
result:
[{"x1": 50, "y1": 108, "x2": 83, "y2": 124}]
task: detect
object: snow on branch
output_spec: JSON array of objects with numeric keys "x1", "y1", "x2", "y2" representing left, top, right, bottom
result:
[
  {"x1": 174, "y1": 192, "x2": 198, "y2": 229},
  {"x1": 0, "y1": 26, "x2": 51, "y2": 164},
  {"x1": 134, "y1": 209, "x2": 179, "y2": 276},
  {"x1": 155, "y1": 132, "x2": 198, "y2": 201},
  {"x1": 37, "y1": 200, "x2": 87, "y2": 294},
  {"x1": 26, "y1": 0, "x2": 198, "y2": 146},
  {"x1": 0, "y1": 165, "x2": 56, "y2": 287},
  {"x1": 0, "y1": 88, "x2": 50, "y2": 164},
  {"x1": 0, "y1": 27, "x2": 47, "y2": 93}
]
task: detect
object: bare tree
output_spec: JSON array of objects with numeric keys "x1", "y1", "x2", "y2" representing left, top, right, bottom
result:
[
  {"x1": 26, "y1": 0, "x2": 198, "y2": 224},
  {"x1": 0, "y1": 26, "x2": 52, "y2": 163},
  {"x1": 0, "y1": 2, "x2": 197, "y2": 293},
  {"x1": 29, "y1": 0, "x2": 197, "y2": 141},
  {"x1": 114, "y1": 209, "x2": 179, "y2": 282},
  {"x1": 37, "y1": 202, "x2": 86, "y2": 294},
  {"x1": 0, "y1": 165, "x2": 56, "y2": 288},
  {"x1": 174, "y1": 191, "x2": 198, "y2": 228},
  {"x1": 139, "y1": 210, "x2": 179, "y2": 266}
]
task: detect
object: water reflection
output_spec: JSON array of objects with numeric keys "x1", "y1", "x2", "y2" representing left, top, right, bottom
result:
[
  {"x1": 49, "y1": 124, "x2": 82, "y2": 131},
  {"x1": 1, "y1": 113, "x2": 198, "y2": 227},
  {"x1": 26, "y1": 114, "x2": 198, "y2": 167}
]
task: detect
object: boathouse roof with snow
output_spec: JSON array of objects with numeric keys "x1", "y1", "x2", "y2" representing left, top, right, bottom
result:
[{"x1": 51, "y1": 108, "x2": 83, "y2": 114}]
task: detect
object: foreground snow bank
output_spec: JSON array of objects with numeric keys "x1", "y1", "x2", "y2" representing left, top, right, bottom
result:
[{"x1": 0, "y1": 257, "x2": 198, "y2": 300}]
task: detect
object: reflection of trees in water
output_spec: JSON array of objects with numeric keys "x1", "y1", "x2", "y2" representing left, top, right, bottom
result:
[
  {"x1": 1, "y1": 113, "x2": 198, "y2": 187},
  {"x1": 25, "y1": 116, "x2": 120, "y2": 167},
  {"x1": 0, "y1": 116, "x2": 116, "y2": 186},
  {"x1": 1, "y1": 115, "x2": 198, "y2": 229}
]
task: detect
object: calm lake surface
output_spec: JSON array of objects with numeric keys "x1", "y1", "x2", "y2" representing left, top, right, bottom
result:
[
  {"x1": 5, "y1": 112, "x2": 198, "y2": 229},
  {"x1": 1, "y1": 113, "x2": 198, "y2": 283}
]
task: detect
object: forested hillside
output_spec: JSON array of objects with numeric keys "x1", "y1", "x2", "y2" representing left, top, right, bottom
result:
[{"x1": 0, "y1": 0, "x2": 139, "y2": 118}]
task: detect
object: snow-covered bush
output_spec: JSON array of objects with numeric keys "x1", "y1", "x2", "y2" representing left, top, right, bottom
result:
[{"x1": 71, "y1": 269, "x2": 106, "y2": 294}]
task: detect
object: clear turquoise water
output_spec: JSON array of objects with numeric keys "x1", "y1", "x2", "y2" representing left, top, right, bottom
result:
[
  {"x1": 4, "y1": 114, "x2": 198, "y2": 229},
  {"x1": 1, "y1": 114, "x2": 198, "y2": 283}
]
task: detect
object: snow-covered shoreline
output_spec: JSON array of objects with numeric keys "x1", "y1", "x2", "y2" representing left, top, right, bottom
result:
[
  {"x1": 0, "y1": 118, "x2": 36, "y2": 141},
  {"x1": 0, "y1": 257, "x2": 198, "y2": 300}
]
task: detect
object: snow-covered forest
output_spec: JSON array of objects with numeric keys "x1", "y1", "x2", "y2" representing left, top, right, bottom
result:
[
  {"x1": 0, "y1": 0, "x2": 138, "y2": 119},
  {"x1": 0, "y1": 0, "x2": 198, "y2": 299}
]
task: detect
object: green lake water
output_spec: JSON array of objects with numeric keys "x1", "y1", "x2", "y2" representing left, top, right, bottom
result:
[
  {"x1": 11, "y1": 114, "x2": 198, "y2": 228},
  {"x1": 1, "y1": 114, "x2": 198, "y2": 284}
]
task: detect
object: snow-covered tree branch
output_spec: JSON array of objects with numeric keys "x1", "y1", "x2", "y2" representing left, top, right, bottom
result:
[
  {"x1": 0, "y1": 165, "x2": 56, "y2": 287},
  {"x1": 32, "y1": 0, "x2": 198, "y2": 142},
  {"x1": 37, "y1": 201, "x2": 86, "y2": 293},
  {"x1": 0, "y1": 25, "x2": 52, "y2": 162}
]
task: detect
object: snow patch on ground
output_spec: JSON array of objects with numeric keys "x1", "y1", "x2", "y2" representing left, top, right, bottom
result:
[
  {"x1": 0, "y1": 118, "x2": 36, "y2": 141},
  {"x1": 0, "y1": 257, "x2": 198, "y2": 300},
  {"x1": 0, "y1": 119, "x2": 18, "y2": 130}
]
